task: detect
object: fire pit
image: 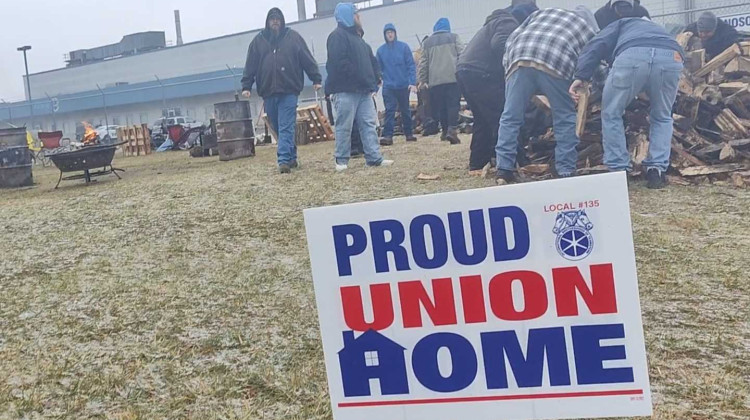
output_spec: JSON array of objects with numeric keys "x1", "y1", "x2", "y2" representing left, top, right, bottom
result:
[{"x1": 49, "y1": 142, "x2": 125, "y2": 189}]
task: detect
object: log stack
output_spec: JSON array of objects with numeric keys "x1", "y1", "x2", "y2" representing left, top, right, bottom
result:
[{"x1": 519, "y1": 39, "x2": 750, "y2": 187}]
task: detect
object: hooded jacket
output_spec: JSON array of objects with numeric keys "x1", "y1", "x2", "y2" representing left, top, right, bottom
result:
[
  {"x1": 595, "y1": 0, "x2": 650, "y2": 29},
  {"x1": 376, "y1": 24, "x2": 417, "y2": 90},
  {"x1": 685, "y1": 19, "x2": 739, "y2": 60},
  {"x1": 575, "y1": 17, "x2": 684, "y2": 81},
  {"x1": 457, "y1": 9, "x2": 520, "y2": 79},
  {"x1": 325, "y1": 3, "x2": 380, "y2": 94},
  {"x1": 241, "y1": 8, "x2": 322, "y2": 98},
  {"x1": 418, "y1": 18, "x2": 465, "y2": 87}
]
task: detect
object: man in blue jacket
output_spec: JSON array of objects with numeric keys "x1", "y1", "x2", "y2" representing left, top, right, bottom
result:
[
  {"x1": 570, "y1": 17, "x2": 684, "y2": 189},
  {"x1": 377, "y1": 24, "x2": 417, "y2": 145},
  {"x1": 326, "y1": 3, "x2": 393, "y2": 172}
]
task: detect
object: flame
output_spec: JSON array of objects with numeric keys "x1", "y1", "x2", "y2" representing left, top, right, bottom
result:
[{"x1": 82, "y1": 122, "x2": 98, "y2": 146}]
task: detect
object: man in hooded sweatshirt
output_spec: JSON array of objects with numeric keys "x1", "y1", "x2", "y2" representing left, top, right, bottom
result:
[
  {"x1": 326, "y1": 3, "x2": 393, "y2": 172},
  {"x1": 241, "y1": 8, "x2": 322, "y2": 174},
  {"x1": 377, "y1": 24, "x2": 418, "y2": 145},
  {"x1": 456, "y1": 4, "x2": 537, "y2": 172},
  {"x1": 495, "y1": 7, "x2": 599, "y2": 184},
  {"x1": 571, "y1": 17, "x2": 684, "y2": 189},
  {"x1": 685, "y1": 12, "x2": 739, "y2": 61},
  {"x1": 595, "y1": 0, "x2": 650, "y2": 30},
  {"x1": 418, "y1": 18, "x2": 465, "y2": 145}
]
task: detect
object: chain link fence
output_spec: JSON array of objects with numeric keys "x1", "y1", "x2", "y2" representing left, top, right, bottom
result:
[{"x1": 651, "y1": 1, "x2": 750, "y2": 34}]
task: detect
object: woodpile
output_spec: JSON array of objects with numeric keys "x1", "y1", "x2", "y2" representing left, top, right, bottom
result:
[
  {"x1": 519, "y1": 39, "x2": 750, "y2": 187},
  {"x1": 263, "y1": 104, "x2": 334, "y2": 146}
]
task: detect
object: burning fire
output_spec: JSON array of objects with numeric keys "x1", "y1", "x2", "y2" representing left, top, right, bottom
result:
[{"x1": 82, "y1": 122, "x2": 99, "y2": 146}]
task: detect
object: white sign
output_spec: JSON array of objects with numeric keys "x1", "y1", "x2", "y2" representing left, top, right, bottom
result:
[
  {"x1": 721, "y1": 12, "x2": 750, "y2": 31},
  {"x1": 304, "y1": 172, "x2": 652, "y2": 420}
]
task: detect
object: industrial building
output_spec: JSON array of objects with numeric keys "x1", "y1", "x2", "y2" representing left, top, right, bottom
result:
[{"x1": 2, "y1": 0, "x2": 749, "y2": 140}]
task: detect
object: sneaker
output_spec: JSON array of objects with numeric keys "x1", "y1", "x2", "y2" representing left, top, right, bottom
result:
[
  {"x1": 279, "y1": 164, "x2": 291, "y2": 174},
  {"x1": 380, "y1": 137, "x2": 393, "y2": 146},
  {"x1": 645, "y1": 168, "x2": 667, "y2": 189},
  {"x1": 495, "y1": 169, "x2": 517, "y2": 185},
  {"x1": 380, "y1": 159, "x2": 394, "y2": 167},
  {"x1": 406, "y1": 136, "x2": 418, "y2": 142},
  {"x1": 335, "y1": 163, "x2": 349, "y2": 172}
]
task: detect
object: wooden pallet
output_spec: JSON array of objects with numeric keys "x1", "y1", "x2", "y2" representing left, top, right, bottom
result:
[
  {"x1": 117, "y1": 124, "x2": 152, "y2": 157},
  {"x1": 262, "y1": 104, "x2": 334, "y2": 145}
]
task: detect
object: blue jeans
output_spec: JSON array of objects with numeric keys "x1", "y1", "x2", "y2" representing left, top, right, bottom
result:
[
  {"x1": 333, "y1": 92, "x2": 384, "y2": 166},
  {"x1": 496, "y1": 67, "x2": 579, "y2": 175},
  {"x1": 265, "y1": 93, "x2": 299, "y2": 165},
  {"x1": 382, "y1": 88, "x2": 413, "y2": 138},
  {"x1": 602, "y1": 47, "x2": 683, "y2": 172}
]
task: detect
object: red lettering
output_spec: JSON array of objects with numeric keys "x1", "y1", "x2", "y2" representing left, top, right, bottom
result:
[
  {"x1": 460, "y1": 275, "x2": 487, "y2": 324},
  {"x1": 552, "y1": 264, "x2": 618, "y2": 316},
  {"x1": 489, "y1": 271, "x2": 548, "y2": 321},
  {"x1": 398, "y1": 278, "x2": 457, "y2": 328},
  {"x1": 340, "y1": 284, "x2": 394, "y2": 331}
]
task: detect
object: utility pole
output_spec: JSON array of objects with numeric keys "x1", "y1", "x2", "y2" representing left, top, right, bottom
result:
[
  {"x1": 96, "y1": 84, "x2": 109, "y2": 130},
  {"x1": 17, "y1": 45, "x2": 33, "y2": 130}
]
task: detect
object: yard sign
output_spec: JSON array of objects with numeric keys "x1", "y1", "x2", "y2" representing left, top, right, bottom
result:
[{"x1": 304, "y1": 172, "x2": 652, "y2": 420}]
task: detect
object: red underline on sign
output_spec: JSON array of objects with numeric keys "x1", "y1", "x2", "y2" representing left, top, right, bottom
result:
[{"x1": 338, "y1": 389, "x2": 644, "y2": 408}]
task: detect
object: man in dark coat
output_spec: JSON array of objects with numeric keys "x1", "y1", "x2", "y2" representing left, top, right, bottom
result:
[
  {"x1": 595, "y1": 0, "x2": 650, "y2": 29},
  {"x1": 456, "y1": 5, "x2": 536, "y2": 172},
  {"x1": 241, "y1": 8, "x2": 322, "y2": 173},
  {"x1": 326, "y1": 3, "x2": 392, "y2": 171},
  {"x1": 685, "y1": 12, "x2": 740, "y2": 61}
]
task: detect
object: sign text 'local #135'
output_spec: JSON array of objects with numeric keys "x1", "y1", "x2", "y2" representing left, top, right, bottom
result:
[{"x1": 303, "y1": 172, "x2": 652, "y2": 420}]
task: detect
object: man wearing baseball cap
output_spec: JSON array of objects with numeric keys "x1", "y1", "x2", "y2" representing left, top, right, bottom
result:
[
  {"x1": 595, "y1": 0, "x2": 650, "y2": 29},
  {"x1": 685, "y1": 12, "x2": 739, "y2": 61}
]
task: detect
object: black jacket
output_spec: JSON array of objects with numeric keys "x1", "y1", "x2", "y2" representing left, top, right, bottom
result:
[
  {"x1": 685, "y1": 19, "x2": 739, "y2": 60},
  {"x1": 595, "y1": 1, "x2": 650, "y2": 30},
  {"x1": 325, "y1": 24, "x2": 380, "y2": 94},
  {"x1": 457, "y1": 9, "x2": 519, "y2": 79},
  {"x1": 241, "y1": 8, "x2": 322, "y2": 98}
]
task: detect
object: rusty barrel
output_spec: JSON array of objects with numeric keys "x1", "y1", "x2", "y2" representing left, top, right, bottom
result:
[
  {"x1": 214, "y1": 100, "x2": 255, "y2": 161},
  {"x1": 0, "y1": 127, "x2": 33, "y2": 188}
]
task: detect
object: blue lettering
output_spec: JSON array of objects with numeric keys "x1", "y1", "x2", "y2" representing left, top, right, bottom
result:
[
  {"x1": 370, "y1": 220, "x2": 411, "y2": 274},
  {"x1": 571, "y1": 324, "x2": 635, "y2": 385},
  {"x1": 333, "y1": 224, "x2": 367, "y2": 277},
  {"x1": 412, "y1": 333, "x2": 478, "y2": 392},
  {"x1": 489, "y1": 206, "x2": 530, "y2": 262},
  {"x1": 481, "y1": 327, "x2": 571, "y2": 389},
  {"x1": 410, "y1": 215, "x2": 449, "y2": 270},
  {"x1": 448, "y1": 210, "x2": 488, "y2": 266}
]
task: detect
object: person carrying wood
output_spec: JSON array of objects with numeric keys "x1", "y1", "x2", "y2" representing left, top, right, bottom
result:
[
  {"x1": 241, "y1": 8, "x2": 322, "y2": 174},
  {"x1": 684, "y1": 12, "x2": 739, "y2": 61},
  {"x1": 570, "y1": 17, "x2": 684, "y2": 189},
  {"x1": 495, "y1": 6, "x2": 599, "y2": 184},
  {"x1": 456, "y1": 4, "x2": 537, "y2": 172}
]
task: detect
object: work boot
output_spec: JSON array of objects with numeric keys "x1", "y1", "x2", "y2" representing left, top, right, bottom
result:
[
  {"x1": 279, "y1": 164, "x2": 292, "y2": 174},
  {"x1": 496, "y1": 169, "x2": 517, "y2": 185},
  {"x1": 447, "y1": 127, "x2": 461, "y2": 145},
  {"x1": 406, "y1": 135, "x2": 417, "y2": 142},
  {"x1": 441, "y1": 130, "x2": 448, "y2": 141},
  {"x1": 380, "y1": 137, "x2": 393, "y2": 146},
  {"x1": 645, "y1": 168, "x2": 667, "y2": 189},
  {"x1": 290, "y1": 160, "x2": 299, "y2": 169}
]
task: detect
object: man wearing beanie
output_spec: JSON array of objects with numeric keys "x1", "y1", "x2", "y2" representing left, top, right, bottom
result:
[
  {"x1": 571, "y1": 17, "x2": 684, "y2": 189},
  {"x1": 595, "y1": 0, "x2": 650, "y2": 29},
  {"x1": 456, "y1": 4, "x2": 536, "y2": 172},
  {"x1": 495, "y1": 7, "x2": 599, "y2": 184},
  {"x1": 685, "y1": 12, "x2": 739, "y2": 61},
  {"x1": 241, "y1": 8, "x2": 322, "y2": 174},
  {"x1": 325, "y1": 3, "x2": 393, "y2": 172}
]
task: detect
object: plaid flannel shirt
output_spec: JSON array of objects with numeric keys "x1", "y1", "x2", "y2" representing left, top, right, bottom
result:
[{"x1": 503, "y1": 8, "x2": 597, "y2": 81}]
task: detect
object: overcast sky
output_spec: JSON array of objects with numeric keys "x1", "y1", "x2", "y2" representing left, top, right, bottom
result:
[{"x1": 0, "y1": 0, "x2": 329, "y2": 102}]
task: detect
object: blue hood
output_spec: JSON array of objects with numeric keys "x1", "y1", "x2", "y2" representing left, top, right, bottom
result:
[
  {"x1": 433, "y1": 18, "x2": 451, "y2": 33},
  {"x1": 335, "y1": 3, "x2": 356, "y2": 28},
  {"x1": 383, "y1": 23, "x2": 397, "y2": 42}
]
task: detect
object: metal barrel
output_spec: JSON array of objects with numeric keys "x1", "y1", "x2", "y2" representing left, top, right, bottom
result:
[
  {"x1": 214, "y1": 100, "x2": 255, "y2": 161},
  {"x1": 0, "y1": 127, "x2": 33, "y2": 188}
]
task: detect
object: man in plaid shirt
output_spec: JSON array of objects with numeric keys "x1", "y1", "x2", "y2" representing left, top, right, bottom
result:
[{"x1": 495, "y1": 7, "x2": 599, "y2": 183}]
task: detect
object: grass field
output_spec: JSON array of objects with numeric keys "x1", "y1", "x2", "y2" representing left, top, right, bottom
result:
[{"x1": 1, "y1": 135, "x2": 748, "y2": 419}]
